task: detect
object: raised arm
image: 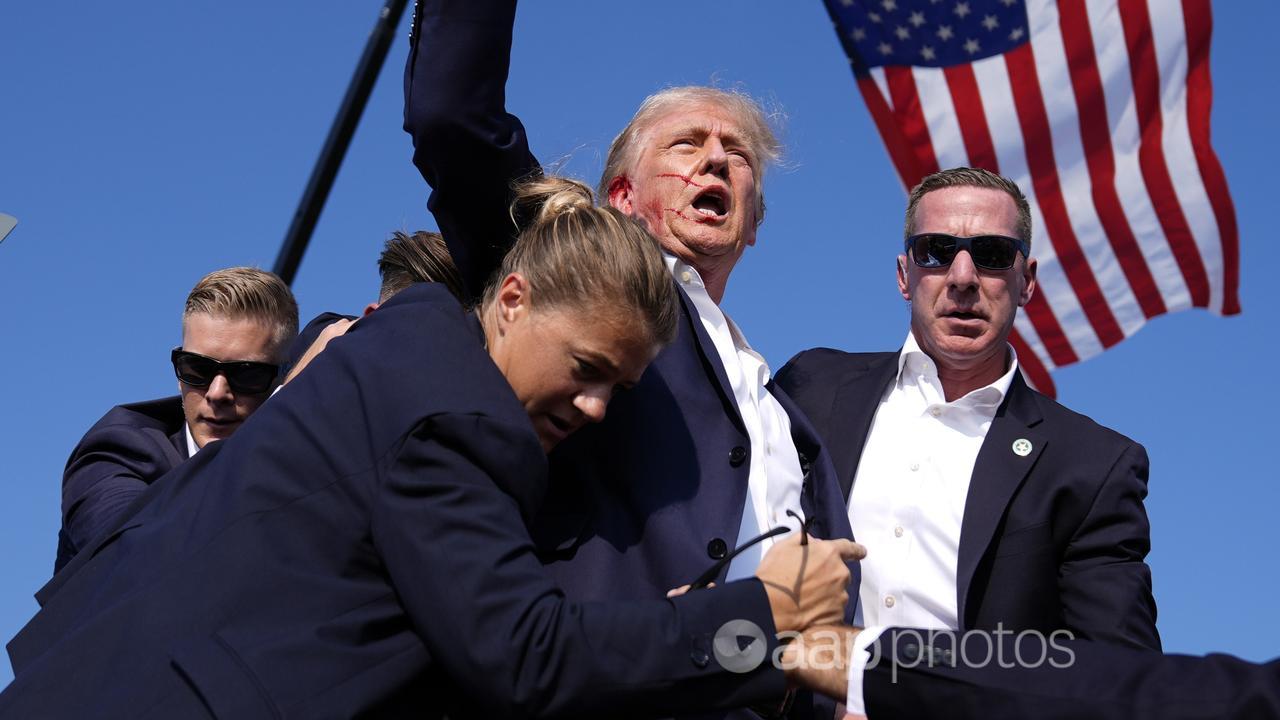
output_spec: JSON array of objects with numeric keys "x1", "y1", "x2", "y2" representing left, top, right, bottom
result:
[{"x1": 403, "y1": 0, "x2": 540, "y2": 304}]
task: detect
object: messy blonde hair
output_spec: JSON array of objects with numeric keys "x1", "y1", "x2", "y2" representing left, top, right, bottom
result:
[{"x1": 486, "y1": 176, "x2": 678, "y2": 347}]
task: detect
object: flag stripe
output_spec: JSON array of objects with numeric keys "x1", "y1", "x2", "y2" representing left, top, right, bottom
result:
[
  {"x1": 914, "y1": 68, "x2": 970, "y2": 170},
  {"x1": 1117, "y1": 0, "x2": 1211, "y2": 307},
  {"x1": 1058, "y1": 0, "x2": 1167, "y2": 319},
  {"x1": 856, "y1": 73, "x2": 924, "y2": 189},
  {"x1": 1005, "y1": 43, "x2": 1126, "y2": 348},
  {"x1": 1180, "y1": 0, "x2": 1240, "y2": 315},
  {"x1": 1149, "y1": 0, "x2": 1225, "y2": 312},
  {"x1": 1009, "y1": 329, "x2": 1057, "y2": 396},
  {"x1": 1026, "y1": 0, "x2": 1147, "y2": 339},
  {"x1": 1086, "y1": 0, "x2": 1192, "y2": 313},
  {"x1": 942, "y1": 65, "x2": 1000, "y2": 170},
  {"x1": 885, "y1": 66, "x2": 942, "y2": 177}
]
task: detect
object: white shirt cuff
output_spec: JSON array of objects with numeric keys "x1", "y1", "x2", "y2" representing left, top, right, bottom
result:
[{"x1": 844, "y1": 626, "x2": 887, "y2": 716}]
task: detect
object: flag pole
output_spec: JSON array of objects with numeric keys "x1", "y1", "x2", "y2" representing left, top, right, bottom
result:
[{"x1": 273, "y1": 0, "x2": 411, "y2": 286}]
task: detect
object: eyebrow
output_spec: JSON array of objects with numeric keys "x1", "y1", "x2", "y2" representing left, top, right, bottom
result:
[{"x1": 659, "y1": 123, "x2": 751, "y2": 151}]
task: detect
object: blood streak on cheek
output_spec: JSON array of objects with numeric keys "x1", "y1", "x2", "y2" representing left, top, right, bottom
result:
[
  {"x1": 656, "y1": 173, "x2": 705, "y2": 188},
  {"x1": 664, "y1": 208, "x2": 711, "y2": 224}
]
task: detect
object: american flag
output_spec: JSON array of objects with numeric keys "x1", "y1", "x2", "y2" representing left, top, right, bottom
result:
[{"x1": 824, "y1": 0, "x2": 1239, "y2": 395}]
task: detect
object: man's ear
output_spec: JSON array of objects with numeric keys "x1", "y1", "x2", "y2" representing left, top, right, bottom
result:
[
  {"x1": 1019, "y1": 257, "x2": 1038, "y2": 307},
  {"x1": 362, "y1": 302, "x2": 380, "y2": 317},
  {"x1": 607, "y1": 175, "x2": 635, "y2": 216},
  {"x1": 897, "y1": 255, "x2": 911, "y2": 301}
]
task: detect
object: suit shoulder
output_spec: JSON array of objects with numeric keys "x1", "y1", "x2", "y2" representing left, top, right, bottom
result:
[
  {"x1": 1024, "y1": 385, "x2": 1142, "y2": 453},
  {"x1": 86, "y1": 396, "x2": 184, "y2": 437},
  {"x1": 777, "y1": 348, "x2": 895, "y2": 389}
]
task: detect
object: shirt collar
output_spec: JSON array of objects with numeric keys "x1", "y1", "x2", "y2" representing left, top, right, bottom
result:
[
  {"x1": 897, "y1": 330, "x2": 1019, "y2": 407},
  {"x1": 664, "y1": 253, "x2": 762, "y2": 359},
  {"x1": 664, "y1": 253, "x2": 706, "y2": 291},
  {"x1": 184, "y1": 422, "x2": 200, "y2": 458}
]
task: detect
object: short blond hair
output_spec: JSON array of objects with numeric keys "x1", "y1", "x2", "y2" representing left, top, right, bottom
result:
[
  {"x1": 599, "y1": 86, "x2": 782, "y2": 227},
  {"x1": 183, "y1": 267, "x2": 299, "y2": 358},
  {"x1": 905, "y1": 167, "x2": 1033, "y2": 247}
]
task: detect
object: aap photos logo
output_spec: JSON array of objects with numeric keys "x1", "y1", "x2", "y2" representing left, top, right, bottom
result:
[{"x1": 713, "y1": 620, "x2": 768, "y2": 673}]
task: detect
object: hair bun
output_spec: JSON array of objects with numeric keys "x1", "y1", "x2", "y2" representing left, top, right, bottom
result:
[{"x1": 512, "y1": 176, "x2": 595, "y2": 225}]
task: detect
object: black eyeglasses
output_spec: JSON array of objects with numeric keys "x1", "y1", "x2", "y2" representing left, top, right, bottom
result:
[
  {"x1": 171, "y1": 348, "x2": 280, "y2": 395},
  {"x1": 905, "y1": 232, "x2": 1029, "y2": 271}
]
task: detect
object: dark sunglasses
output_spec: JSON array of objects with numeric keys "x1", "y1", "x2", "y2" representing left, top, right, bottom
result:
[
  {"x1": 905, "y1": 232, "x2": 1030, "y2": 271},
  {"x1": 171, "y1": 348, "x2": 280, "y2": 395}
]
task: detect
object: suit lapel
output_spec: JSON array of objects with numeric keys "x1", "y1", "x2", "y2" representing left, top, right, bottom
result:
[
  {"x1": 955, "y1": 372, "x2": 1045, "y2": 627},
  {"x1": 675, "y1": 284, "x2": 746, "y2": 434},
  {"x1": 169, "y1": 427, "x2": 190, "y2": 463},
  {"x1": 827, "y1": 353, "x2": 899, "y2": 501}
]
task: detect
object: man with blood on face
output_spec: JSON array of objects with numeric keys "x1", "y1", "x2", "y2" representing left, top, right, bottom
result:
[
  {"x1": 777, "y1": 167, "x2": 1159, "y2": 716},
  {"x1": 405, "y1": 3, "x2": 857, "y2": 717},
  {"x1": 54, "y1": 267, "x2": 297, "y2": 573}
]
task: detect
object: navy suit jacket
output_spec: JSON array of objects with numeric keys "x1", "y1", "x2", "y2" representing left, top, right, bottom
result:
[
  {"x1": 3, "y1": 284, "x2": 788, "y2": 719},
  {"x1": 865, "y1": 628, "x2": 1279, "y2": 719},
  {"x1": 404, "y1": 0, "x2": 855, "y2": 602},
  {"x1": 776, "y1": 349, "x2": 1159, "y2": 650},
  {"x1": 55, "y1": 395, "x2": 188, "y2": 573}
]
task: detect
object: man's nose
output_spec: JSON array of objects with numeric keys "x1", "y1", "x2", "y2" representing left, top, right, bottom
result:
[
  {"x1": 946, "y1": 249, "x2": 980, "y2": 291},
  {"x1": 204, "y1": 374, "x2": 235, "y2": 403},
  {"x1": 700, "y1": 137, "x2": 729, "y2": 180}
]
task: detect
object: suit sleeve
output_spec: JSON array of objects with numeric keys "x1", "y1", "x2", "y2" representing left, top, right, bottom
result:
[
  {"x1": 1058, "y1": 441, "x2": 1161, "y2": 651},
  {"x1": 403, "y1": 0, "x2": 539, "y2": 304},
  {"x1": 371, "y1": 414, "x2": 788, "y2": 718},
  {"x1": 61, "y1": 425, "x2": 176, "y2": 560},
  {"x1": 865, "y1": 628, "x2": 1280, "y2": 720}
]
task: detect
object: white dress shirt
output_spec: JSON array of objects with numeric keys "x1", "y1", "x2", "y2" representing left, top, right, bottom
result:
[
  {"x1": 184, "y1": 423, "x2": 200, "y2": 458},
  {"x1": 665, "y1": 255, "x2": 805, "y2": 579},
  {"x1": 844, "y1": 330, "x2": 1018, "y2": 714}
]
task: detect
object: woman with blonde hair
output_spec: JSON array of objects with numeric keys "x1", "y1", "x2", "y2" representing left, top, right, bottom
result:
[{"x1": 2, "y1": 177, "x2": 861, "y2": 719}]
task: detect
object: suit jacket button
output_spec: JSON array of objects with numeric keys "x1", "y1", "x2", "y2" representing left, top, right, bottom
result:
[
  {"x1": 707, "y1": 538, "x2": 729, "y2": 560},
  {"x1": 729, "y1": 446, "x2": 747, "y2": 467},
  {"x1": 691, "y1": 648, "x2": 710, "y2": 668},
  {"x1": 902, "y1": 642, "x2": 919, "y2": 662}
]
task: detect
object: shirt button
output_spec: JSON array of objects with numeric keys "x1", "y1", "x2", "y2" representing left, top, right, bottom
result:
[
  {"x1": 894, "y1": 526, "x2": 904, "y2": 538},
  {"x1": 729, "y1": 446, "x2": 747, "y2": 467},
  {"x1": 884, "y1": 595, "x2": 896, "y2": 608},
  {"x1": 930, "y1": 407, "x2": 942, "y2": 417},
  {"x1": 909, "y1": 462, "x2": 919, "y2": 472},
  {"x1": 680, "y1": 271, "x2": 693, "y2": 284}
]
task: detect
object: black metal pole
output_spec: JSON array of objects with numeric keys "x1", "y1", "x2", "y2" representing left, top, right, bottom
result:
[{"x1": 273, "y1": 0, "x2": 411, "y2": 286}]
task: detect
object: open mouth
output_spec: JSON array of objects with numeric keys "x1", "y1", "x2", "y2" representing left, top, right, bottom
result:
[
  {"x1": 945, "y1": 310, "x2": 984, "y2": 321},
  {"x1": 690, "y1": 188, "x2": 729, "y2": 219},
  {"x1": 547, "y1": 414, "x2": 574, "y2": 437}
]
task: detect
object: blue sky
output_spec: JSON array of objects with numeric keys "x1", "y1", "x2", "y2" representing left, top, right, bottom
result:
[{"x1": 1, "y1": 1, "x2": 1275, "y2": 686}]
